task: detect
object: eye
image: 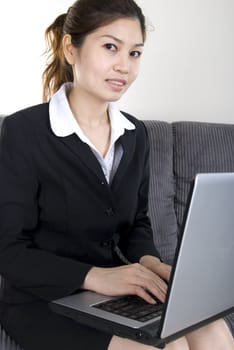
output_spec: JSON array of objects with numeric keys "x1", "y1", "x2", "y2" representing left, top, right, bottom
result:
[
  {"x1": 104, "y1": 43, "x2": 118, "y2": 51},
  {"x1": 130, "y1": 50, "x2": 142, "y2": 58}
]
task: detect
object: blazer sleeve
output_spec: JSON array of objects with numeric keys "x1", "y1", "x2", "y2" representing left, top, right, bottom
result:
[
  {"x1": 0, "y1": 115, "x2": 92, "y2": 301},
  {"x1": 119, "y1": 122, "x2": 161, "y2": 262}
]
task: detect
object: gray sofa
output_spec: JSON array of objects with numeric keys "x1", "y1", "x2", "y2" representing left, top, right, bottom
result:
[{"x1": 0, "y1": 115, "x2": 234, "y2": 349}]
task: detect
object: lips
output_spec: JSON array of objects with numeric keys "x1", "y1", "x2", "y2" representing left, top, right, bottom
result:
[{"x1": 106, "y1": 79, "x2": 127, "y2": 86}]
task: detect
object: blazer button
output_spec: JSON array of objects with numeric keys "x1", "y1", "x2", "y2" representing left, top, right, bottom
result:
[
  {"x1": 105, "y1": 207, "x2": 115, "y2": 216},
  {"x1": 101, "y1": 239, "x2": 112, "y2": 248}
]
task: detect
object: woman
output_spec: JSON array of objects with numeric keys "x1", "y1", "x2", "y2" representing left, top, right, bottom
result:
[{"x1": 0, "y1": 0, "x2": 233, "y2": 349}]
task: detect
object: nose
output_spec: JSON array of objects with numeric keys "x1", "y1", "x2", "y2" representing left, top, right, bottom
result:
[{"x1": 113, "y1": 53, "x2": 129, "y2": 74}]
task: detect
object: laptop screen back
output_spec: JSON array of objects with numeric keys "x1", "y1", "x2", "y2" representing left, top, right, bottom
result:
[{"x1": 160, "y1": 173, "x2": 234, "y2": 339}]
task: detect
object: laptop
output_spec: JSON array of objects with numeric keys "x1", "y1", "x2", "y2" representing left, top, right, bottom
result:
[{"x1": 50, "y1": 173, "x2": 234, "y2": 347}]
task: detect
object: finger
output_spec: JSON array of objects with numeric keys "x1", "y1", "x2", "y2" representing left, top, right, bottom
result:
[
  {"x1": 131, "y1": 285, "x2": 158, "y2": 304},
  {"x1": 140, "y1": 256, "x2": 172, "y2": 282},
  {"x1": 130, "y1": 268, "x2": 168, "y2": 302},
  {"x1": 137, "y1": 264, "x2": 168, "y2": 290},
  {"x1": 158, "y1": 263, "x2": 172, "y2": 281},
  {"x1": 111, "y1": 265, "x2": 167, "y2": 302},
  {"x1": 144, "y1": 278, "x2": 167, "y2": 303},
  {"x1": 150, "y1": 262, "x2": 172, "y2": 282}
]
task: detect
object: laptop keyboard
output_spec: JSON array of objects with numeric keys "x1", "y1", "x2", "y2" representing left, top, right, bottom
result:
[{"x1": 93, "y1": 295, "x2": 162, "y2": 322}]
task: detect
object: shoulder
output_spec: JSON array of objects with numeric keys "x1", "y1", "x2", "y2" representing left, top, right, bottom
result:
[
  {"x1": 2, "y1": 103, "x2": 50, "y2": 139},
  {"x1": 4, "y1": 103, "x2": 49, "y2": 129},
  {"x1": 121, "y1": 110, "x2": 141, "y2": 125},
  {"x1": 1, "y1": 103, "x2": 50, "y2": 148},
  {"x1": 120, "y1": 110, "x2": 148, "y2": 140}
]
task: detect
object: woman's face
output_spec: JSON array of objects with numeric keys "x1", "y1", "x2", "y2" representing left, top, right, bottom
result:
[{"x1": 65, "y1": 18, "x2": 144, "y2": 104}]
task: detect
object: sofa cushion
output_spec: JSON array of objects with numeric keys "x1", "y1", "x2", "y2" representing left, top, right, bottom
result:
[
  {"x1": 0, "y1": 116, "x2": 4, "y2": 129},
  {"x1": 173, "y1": 121, "x2": 234, "y2": 229},
  {"x1": 143, "y1": 121, "x2": 177, "y2": 264},
  {"x1": 0, "y1": 326, "x2": 22, "y2": 350}
]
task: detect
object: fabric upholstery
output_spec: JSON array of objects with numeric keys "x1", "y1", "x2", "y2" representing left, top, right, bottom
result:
[
  {"x1": 173, "y1": 121, "x2": 234, "y2": 231},
  {"x1": 0, "y1": 116, "x2": 4, "y2": 129},
  {"x1": 0, "y1": 326, "x2": 22, "y2": 350},
  {"x1": 143, "y1": 121, "x2": 177, "y2": 265}
]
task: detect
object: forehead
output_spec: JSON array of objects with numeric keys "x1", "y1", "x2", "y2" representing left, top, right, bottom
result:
[{"x1": 89, "y1": 18, "x2": 144, "y2": 46}]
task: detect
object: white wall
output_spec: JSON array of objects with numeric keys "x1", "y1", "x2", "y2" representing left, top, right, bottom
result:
[{"x1": 0, "y1": 0, "x2": 233, "y2": 123}]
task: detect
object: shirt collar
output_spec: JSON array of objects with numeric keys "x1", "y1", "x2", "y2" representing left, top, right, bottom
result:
[{"x1": 49, "y1": 83, "x2": 135, "y2": 143}]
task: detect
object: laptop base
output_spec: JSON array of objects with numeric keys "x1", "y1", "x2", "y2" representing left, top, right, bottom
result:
[{"x1": 50, "y1": 301, "x2": 166, "y2": 348}]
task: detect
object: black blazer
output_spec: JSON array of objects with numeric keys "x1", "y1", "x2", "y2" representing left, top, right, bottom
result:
[{"x1": 0, "y1": 103, "x2": 159, "y2": 304}]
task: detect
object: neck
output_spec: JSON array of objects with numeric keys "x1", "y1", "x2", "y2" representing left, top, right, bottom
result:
[{"x1": 68, "y1": 86, "x2": 109, "y2": 128}]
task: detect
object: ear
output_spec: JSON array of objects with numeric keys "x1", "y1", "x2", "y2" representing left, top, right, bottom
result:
[{"x1": 62, "y1": 34, "x2": 77, "y2": 65}]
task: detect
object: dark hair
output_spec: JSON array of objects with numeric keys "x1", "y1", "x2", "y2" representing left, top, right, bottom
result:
[{"x1": 42, "y1": 0, "x2": 146, "y2": 102}]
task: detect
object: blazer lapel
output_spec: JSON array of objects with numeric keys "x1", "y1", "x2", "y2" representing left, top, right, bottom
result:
[
  {"x1": 111, "y1": 129, "x2": 136, "y2": 189},
  {"x1": 59, "y1": 134, "x2": 106, "y2": 182},
  {"x1": 57, "y1": 129, "x2": 136, "y2": 187}
]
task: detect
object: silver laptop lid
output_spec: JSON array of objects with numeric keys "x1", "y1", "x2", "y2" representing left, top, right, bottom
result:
[{"x1": 160, "y1": 173, "x2": 234, "y2": 339}]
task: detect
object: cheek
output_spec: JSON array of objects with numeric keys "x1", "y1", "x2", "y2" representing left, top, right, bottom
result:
[
  {"x1": 73, "y1": 62, "x2": 94, "y2": 84},
  {"x1": 129, "y1": 64, "x2": 140, "y2": 82},
  {"x1": 79, "y1": 59, "x2": 107, "y2": 82}
]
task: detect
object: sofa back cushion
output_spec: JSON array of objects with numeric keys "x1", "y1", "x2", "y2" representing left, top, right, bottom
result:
[
  {"x1": 143, "y1": 121, "x2": 177, "y2": 264},
  {"x1": 173, "y1": 121, "x2": 234, "y2": 230},
  {"x1": 0, "y1": 116, "x2": 4, "y2": 129}
]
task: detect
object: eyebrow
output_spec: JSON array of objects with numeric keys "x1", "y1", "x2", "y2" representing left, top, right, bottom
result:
[{"x1": 100, "y1": 34, "x2": 144, "y2": 48}]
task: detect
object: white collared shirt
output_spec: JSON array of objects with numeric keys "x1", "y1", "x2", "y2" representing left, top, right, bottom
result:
[{"x1": 49, "y1": 83, "x2": 135, "y2": 183}]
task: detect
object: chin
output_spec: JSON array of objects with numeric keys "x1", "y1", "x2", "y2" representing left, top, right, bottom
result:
[
  {"x1": 95, "y1": 89, "x2": 127, "y2": 104},
  {"x1": 105, "y1": 91, "x2": 126, "y2": 103},
  {"x1": 108, "y1": 96, "x2": 122, "y2": 102}
]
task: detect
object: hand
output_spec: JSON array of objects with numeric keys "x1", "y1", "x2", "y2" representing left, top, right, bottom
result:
[
  {"x1": 139, "y1": 255, "x2": 172, "y2": 282},
  {"x1": 82, "y1": 262, "x2": 168, "y2": 304}
]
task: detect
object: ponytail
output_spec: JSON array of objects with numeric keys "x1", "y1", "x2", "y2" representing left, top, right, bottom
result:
[{"x1": 42, "y1": 14, "x2": 73, "y2": 102}]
